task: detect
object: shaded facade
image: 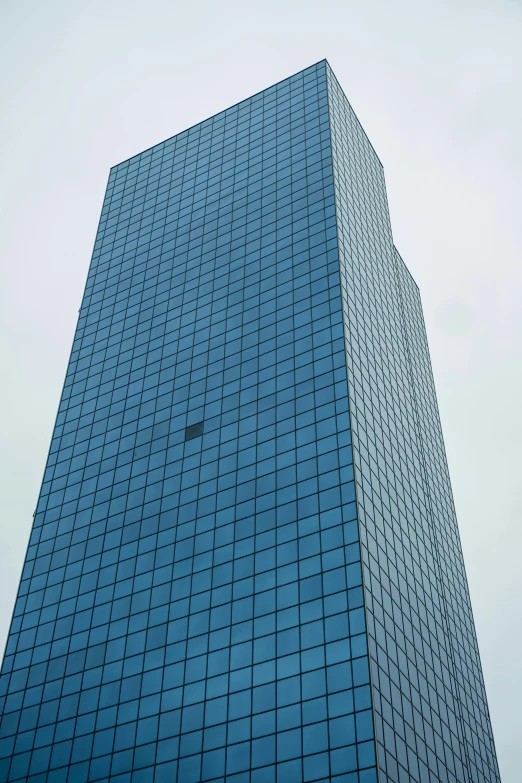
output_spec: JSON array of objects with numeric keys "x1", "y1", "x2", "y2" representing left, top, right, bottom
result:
[{"x1": 0, "y1": 61, "x2": 500, "y2": 783}]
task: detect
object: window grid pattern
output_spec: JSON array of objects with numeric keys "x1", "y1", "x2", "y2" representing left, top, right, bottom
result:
[
  {"x1": 393, "y1": 249, "x2": 499, "y2": 782},
  {"x1": 326, "y1": 63, "x2": 499, "y2": 783},
  {"x1": 0, "y1": 61, "x2": 379, "y2": 783}
]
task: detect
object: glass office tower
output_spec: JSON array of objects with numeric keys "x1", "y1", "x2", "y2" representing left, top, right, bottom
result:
[{"x1": 0, "y1": 61, "x2": 500, "y2": 783}]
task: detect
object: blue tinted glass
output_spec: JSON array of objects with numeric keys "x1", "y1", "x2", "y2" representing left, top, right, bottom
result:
[{"x1": 0, "y1": 60, "x2": 499, "y2": 783}]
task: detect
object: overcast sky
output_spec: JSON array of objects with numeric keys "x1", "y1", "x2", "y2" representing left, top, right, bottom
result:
[{"x1": 1, "y1": 0, "x2": 520, "y2": 777}]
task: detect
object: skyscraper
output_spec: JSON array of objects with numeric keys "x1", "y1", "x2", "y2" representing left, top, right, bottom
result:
[{"x1": 0, "y1": 59, "x2": 500, "y2": 783}]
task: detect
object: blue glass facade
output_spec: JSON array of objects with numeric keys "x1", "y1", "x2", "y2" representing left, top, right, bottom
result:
[{"x1": 0, "y1": 61, "x2": 499, "y2": 783}]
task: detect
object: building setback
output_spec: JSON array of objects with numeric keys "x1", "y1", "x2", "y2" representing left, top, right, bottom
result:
[{"x1": 0, "y1": 61, "x2": 500, "y2": 783}]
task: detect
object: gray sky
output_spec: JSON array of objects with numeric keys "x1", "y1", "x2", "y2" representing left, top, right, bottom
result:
[{"x1": 1, "y1": 0, "x2": 520, "y2": 777}]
